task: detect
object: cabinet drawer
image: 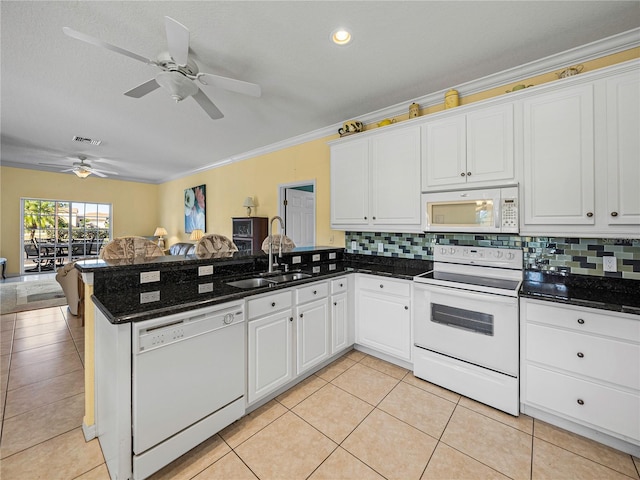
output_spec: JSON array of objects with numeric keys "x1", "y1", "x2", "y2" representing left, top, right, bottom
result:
[
  {"x1": 358, "y1": 275, "x2": 410, "y2": 297},
  {"x1": 525, "y1": 364, "x2": 640, "y2": 441},
  {"x1": 296, "y1": 281, "x2": 328, "y2": 304},
  {"x1": 526, "y1": 323, "x2": 640, "y2": 389},
  {"x1": 247, "y1": 291, "x2": 292, "y2": 320},
  {"x1": 524, "y1": 300, "x2": 640, "y2": 342},
  {"x1": 331, "y1": 277, "x2": 348, "y2": 295}
]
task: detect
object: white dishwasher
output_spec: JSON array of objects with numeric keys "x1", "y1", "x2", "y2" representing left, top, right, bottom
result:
[{"x1": 131, "y1": 301, "x2": 246, "y2": 480}]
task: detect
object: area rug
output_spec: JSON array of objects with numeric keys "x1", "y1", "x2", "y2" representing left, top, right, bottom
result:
[{"x1": 0, "y1": 281, "x2": 67, "y2": 314}]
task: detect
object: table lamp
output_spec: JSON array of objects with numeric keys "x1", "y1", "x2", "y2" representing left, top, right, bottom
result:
[
  {"x1": 154, "y1": 227, "x2": 168, "y2": 249},
  {"x1": 243, "y1": 197, "x2": 255, "y2": 216},
  {"x1": 190, "y1": 229, "x2": 204, "y2": 241}
]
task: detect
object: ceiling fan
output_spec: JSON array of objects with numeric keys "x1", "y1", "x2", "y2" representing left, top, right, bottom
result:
[
  {"x1": 62, "y1": 16, "x2": 261, "y2": 119},
  {"x1": 39, "y1": 156, "x2": 118, "y2": 179}
]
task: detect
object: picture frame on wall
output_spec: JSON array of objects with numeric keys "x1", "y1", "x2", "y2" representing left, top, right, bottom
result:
[{"x1": 185, "y1": 184, "x2": 206, "y2": 233}]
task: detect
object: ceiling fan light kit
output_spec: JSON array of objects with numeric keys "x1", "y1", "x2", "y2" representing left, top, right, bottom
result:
[
  {"x1": 63, "y1": 16, "x2": 262, "y2": 120},
  {"x1": 74, "y1": 168, "x2": 92, "y2": 179}
]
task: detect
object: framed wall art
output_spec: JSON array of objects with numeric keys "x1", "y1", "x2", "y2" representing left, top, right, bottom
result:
[{"x1": 184, "y1": 184, "x2": 206, "y2": 233}]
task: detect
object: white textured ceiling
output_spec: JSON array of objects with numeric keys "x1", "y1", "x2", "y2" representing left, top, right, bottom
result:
[{"x1": 1, "y1": 1, "x2": 639, "y2": 183}]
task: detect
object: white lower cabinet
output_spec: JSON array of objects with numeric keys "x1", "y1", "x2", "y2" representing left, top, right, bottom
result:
[
  {"x1": 330, "y1": 277, "x2": 350, "y2": 354},
  {"x1": 247, "y1": 291, "x2": 294, "y2": 404},
  {"x1": 520, "y1": 298, "x2": 640, "y2": 450},
  {"x1": 355, "y1": 274, "x2": 411, "y2": 362},
  {"x1": 295, "y1": 281, "x2": 330, "y2": 375}
]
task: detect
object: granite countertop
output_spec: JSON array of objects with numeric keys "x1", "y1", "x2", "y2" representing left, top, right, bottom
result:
[
  {"x1": 91, "y1": 253, "x2": 433, "y2": 324},
  {"x1": 520, "y1": 271, "x2": 640, "y2": 315}
]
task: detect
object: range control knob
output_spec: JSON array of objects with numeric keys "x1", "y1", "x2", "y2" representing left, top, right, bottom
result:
[
  {"x1": 506, "y1": 252, "x2": 515, "y2": 260},
  {"x1": 440, "y1": 247, "x2": 448, "y2": 254},
  {"x1": 494, "y1": 250, "x2": 504, "y2": 258},
  {"x1": 449, "y1": 247, "x2": 456, "y2": 254}
]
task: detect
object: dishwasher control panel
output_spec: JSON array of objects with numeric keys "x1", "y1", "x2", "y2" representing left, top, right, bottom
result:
[{"x1": 135, "y1": 301, "x2": 245, "y2": 353}]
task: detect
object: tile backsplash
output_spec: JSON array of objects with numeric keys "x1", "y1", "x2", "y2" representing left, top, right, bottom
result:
[{"x1": 345, "y1": 232, "x2": 640, "y2": 280}]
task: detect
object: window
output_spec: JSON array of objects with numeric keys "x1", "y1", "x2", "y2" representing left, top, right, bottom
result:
[{"x1": 21, "y1": 198, "x2": 112, "y2": 273}]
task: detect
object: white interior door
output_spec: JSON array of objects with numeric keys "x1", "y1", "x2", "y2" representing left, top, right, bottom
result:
[{"x1": 285, "y1": 188, "x2": 315, "y2": 247}]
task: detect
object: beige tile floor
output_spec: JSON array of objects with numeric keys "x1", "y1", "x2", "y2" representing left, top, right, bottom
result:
[{"x1": 1, "y1": 306, "x2": 639, "y2": 480}]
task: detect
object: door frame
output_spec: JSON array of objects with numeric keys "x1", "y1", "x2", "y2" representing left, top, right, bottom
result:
[{"x1": 278, "y1": 180, "x2": 316, "y2": 246}]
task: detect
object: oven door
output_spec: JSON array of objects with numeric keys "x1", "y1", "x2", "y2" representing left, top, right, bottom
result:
[{"x1": 413, "y1": 283, "x2": 518, "y2": 376}]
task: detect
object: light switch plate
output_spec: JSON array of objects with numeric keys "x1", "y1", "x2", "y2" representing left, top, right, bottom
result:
[
  {"x1": 603, "y1": 256, "x2": 617, "y2": 272},
  {"x1": 351, "y1": 241, "x2": 357, "y2": 251},
  {"x1": 292, "y1": 256, "x2": 302, "y2": 264},
  {"x1": 378, "y1": 243, "x2": 384, "y2": 253},
  {"x1": 140, "y1": 271, "x2": 160, "y2": 283}
]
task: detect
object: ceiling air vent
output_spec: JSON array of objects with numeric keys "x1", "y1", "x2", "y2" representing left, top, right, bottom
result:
[{"x1": 72, "y1": 136, "x2": 102, "y2": 146}]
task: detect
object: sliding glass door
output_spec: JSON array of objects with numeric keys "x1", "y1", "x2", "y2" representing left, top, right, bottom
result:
[{"x1": 21, "y1": 198, "x2": 112, "y2": 274}]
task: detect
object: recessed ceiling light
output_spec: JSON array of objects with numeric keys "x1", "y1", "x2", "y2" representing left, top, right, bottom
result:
[{"x1": 331, "y1": 28, "x2": 352, "y2": 46}]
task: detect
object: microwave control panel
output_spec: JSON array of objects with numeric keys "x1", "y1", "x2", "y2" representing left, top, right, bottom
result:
[{"x1": 501, "y1": 197, "x2": 519, "y2": 232}]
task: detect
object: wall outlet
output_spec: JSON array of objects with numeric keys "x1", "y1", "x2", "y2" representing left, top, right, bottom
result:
[
  {"x1": 198, "y1": 265, "x2": 214, "y2": 276},
  {"x1": 312, "y1": 254, "x2": 321, "y2": 262},
  {"x1": 378, "y1": 243, "x2": 384, "y2": 253},
  {"x1": 351, "y1": 241, "x2": 357, "y2": 251},
  {"x1": 140, "y1": 271, "x2": 160, "y2": 283},
  {"x1": 140, "y1": 291, "x2": 160, "y2": 303},
  {"x1": 198, "y1": 283, "x2": 213, "y2": 294},
  {"x1": 603, "y1": 256, "x2": 617, "y2": 272},
  {"x1": 292, "y1": 256, "x2": 301, "y2": 264}
]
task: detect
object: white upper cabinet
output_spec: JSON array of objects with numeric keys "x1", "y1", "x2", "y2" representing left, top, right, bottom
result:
[
  {"x1": 422, "y1": 103, "x2": 515, "y2": 190},
  {"x1": 519, "y1": 60, "x2": 639, "y2": 237},
  {"x1": 330, "y1": 125, "x2": 421, "y2": 232},
  {"x1": 606, "y1": 70, "x2": 640, "y2": 227},
  {"x1": 522, "y1": 84, "x2": 595, "y2": 226}
]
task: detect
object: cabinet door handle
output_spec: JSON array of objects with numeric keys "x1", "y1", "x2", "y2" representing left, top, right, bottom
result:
[
  {"x1": 380, "y1": 284, "x2": 384, "y2": 288},
  {"x1": 577, "y1": 352, "x2": 584, "y2": 358},
  {"x1": 339, "y1": 283, "x2": 343, "y2": 287},
  {"x1": 577, "y1": 318, "x2": 585, "y2": 325},
  {"x1": 289, "y1": 317, "x2": 293, "y2": 322},
  {"x1": 586, "y1": 212, "x2": 593, "y2": 218},
  {"x1": 364, "y1": 216, "x2": 367, "y2": 220},
  {"x1": 372, "y1": 216, "x2": 376, "y2": 220},
  {"x1": 467, "y1": 171, "x2": 472, "y2": 176},
  {"x1": 333, "y1": 302, "x2": 337, "y2": 306},
  {"x1": 404, "y1": 306, "x2": 408, "y2": 310},
  {"x1": 313, "y1": 290, "x2": 317, "y2": 295},
  {"x1": 299, "y1": 313, "x2": 303, "y2": 318},
  {"x1": 577, "y1": 399, "x2": 585, "y2": 406},
  {"x1": 271, "y1": 302, "x2": 276, "y2": 307},
  {"x1": 611, "y1": 211, "x2": 619, "y2": 217},
  {"x1": 460, "y1": 172, "x2": 466, "y2": 177}
]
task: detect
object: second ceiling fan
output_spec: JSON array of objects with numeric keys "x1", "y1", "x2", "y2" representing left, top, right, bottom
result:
[{"x1": 63, "y1": 16, "x2": 261, "y2": 119}]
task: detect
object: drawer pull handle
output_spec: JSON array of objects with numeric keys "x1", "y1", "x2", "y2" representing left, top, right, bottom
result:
[
  {"x1": 577, "y1": 399, "x2": 585, "y2": 406},
  {"x1": 380, "y1": 284, "x2": 384, "y2": 288},
  {"x1": 339, "y1": 283, "x2": 343, "y2": 287},
  {"x1": 586, "y1": 212, "x2": 593, "y2": 218},
  {"x1": 271, "y1": 302, "x2": 276, "y2": 307},
  {"x1": 577, "y1": 318, "x2": 585, "y2": 325},
  {"x1": 404, "y1": 306, "x2": 408, "y2": 310},
  {"x1": 313, "y1": 290, "x2": 317, "y2": 295},
  {"x1": 611, "y1": 211, "x2": 618, "y2": 217},
  {"x1": 577, "y1": 352, "x2": 584, "y2": 358}
]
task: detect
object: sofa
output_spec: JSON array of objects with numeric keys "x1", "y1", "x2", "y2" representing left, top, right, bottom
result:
[{"x1": 169, "y1": 242, "x2": 196, "y2": 256}]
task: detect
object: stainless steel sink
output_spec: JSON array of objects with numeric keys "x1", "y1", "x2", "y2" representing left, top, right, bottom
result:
[
  {"x1": 268, "y1": 272, "x2": 312, "y2": 283},
  {"x1": 226, "y1": 278, "x2": 276, "y2": 289}
]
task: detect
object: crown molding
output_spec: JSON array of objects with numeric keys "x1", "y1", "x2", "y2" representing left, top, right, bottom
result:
[{"x1": 160, "y1": 27, "x2": 640, "y2": 185}]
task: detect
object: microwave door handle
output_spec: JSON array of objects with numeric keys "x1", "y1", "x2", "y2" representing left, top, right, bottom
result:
[{"x1": 495, "y1": 200, "x2": 501, "y2": 230}]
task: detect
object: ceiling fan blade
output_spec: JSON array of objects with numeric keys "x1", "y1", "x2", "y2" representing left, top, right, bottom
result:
[
  {"x1": 60, "y1": 168, "x2": 75, "y2": 173},
  {"x1": 124, "y1": 79, "x2": 161, "y2": 98},
  {"x1": 197, "y1": 73, "x2": 261, "y2": 98},
  {"x1": 62, "y1": 26, "x2": 153, "y2": 65},
  {"x1": 164, "y1": 16, "x2": 190, "y2": 67},
  {"x1": 38, "y1": 162, "x2": 69, "y2": 168},
  {"x1": 192, "y1": 89, "x2": 224, "y2": 120}
]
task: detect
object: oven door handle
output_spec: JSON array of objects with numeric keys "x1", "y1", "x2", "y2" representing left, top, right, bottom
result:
[{"x1": 414, "y1": 283, "x2": 519, "y2": 305}]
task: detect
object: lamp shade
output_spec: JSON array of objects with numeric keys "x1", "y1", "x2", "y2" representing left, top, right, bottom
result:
[
  {"x1": 190, "y1": 229, "x2": 204, "y2": 241},
  {"x1": 242, "y1": 197, "x2": 255, "y2": 208},
  {"x1": 154, "y1": 227, "x2": 168, "y2": 237}
]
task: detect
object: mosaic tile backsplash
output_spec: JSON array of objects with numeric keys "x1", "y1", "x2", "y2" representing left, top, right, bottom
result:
[{"x1": 345, "y1": 232, "x2": 640, "y2": 280}]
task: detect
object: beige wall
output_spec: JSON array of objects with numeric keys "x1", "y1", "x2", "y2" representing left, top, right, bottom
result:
[
  {"x1": 157, "y1": 136, "x2": 346, "y2": 248},
  {"x1": 0, "y1": 166, "x2": 160, "y2": 275}
]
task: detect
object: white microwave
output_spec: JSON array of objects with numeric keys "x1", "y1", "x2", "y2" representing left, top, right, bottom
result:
[{"x1": 422, "y1": 186, "x2": 519, "y2": 233}]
